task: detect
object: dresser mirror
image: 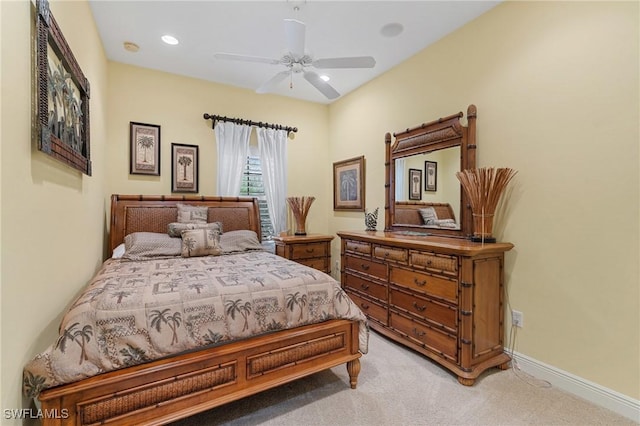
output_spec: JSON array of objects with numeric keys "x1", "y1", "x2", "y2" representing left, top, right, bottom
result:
[{"x1": 384, "y1": 105, "x2": 477, "y2": 237}]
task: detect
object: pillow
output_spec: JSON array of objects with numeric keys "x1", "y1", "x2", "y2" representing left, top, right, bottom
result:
[
  {"x1": 219, "y1": 230, "x2": 264, "y2": 254},
  {"x1": 176, "y1": 203, "x2": 208, "y2": 224},
  {"x1": 123, "y1": 232, "x2": 182, "y2": 261},
  {"x1": 168, "y1": 221, "x2": 222, "y2": 237},
  {"x1": 419, "y1": 207, "x2": 438, "y2": 225},
  {"x1": 181, "y1": 229, "x2": 222, "y2": 257},
  {"x1": 112, "y1": 243, "x2": 126, "y2": 259}
]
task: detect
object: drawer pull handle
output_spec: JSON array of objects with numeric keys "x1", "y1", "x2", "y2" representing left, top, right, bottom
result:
[
  {"x1": 305, "y1": 248, "x2": 315, "y2": 253},
  {"x1": 360, "y1": 303, "x2": 370, "y2": 310},
  {"x1": 361, "y1": 264, "x2": 370, "y2": 271},
  {"x1": 412, "y1": 328, "x2": 426, "y2": 337},
  {"x1": 414, "y1": 278, "x2": 427, "y2": 286},
  {"x1": 384, "y1": 251, "x2": 390, "y2": 257},
  {"x1": 412, "y1": 302, "x2": 427, "y2": 312},
  {"x1": 360, "y1": 284, "x2": 370, "y2": 290}
]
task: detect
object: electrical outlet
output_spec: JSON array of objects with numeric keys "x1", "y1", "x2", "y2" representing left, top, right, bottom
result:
[{"x1": 512, "y1": 310, "x2": 523, "y2": 328}]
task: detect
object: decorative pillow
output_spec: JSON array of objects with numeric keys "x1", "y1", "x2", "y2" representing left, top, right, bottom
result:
[
  {"x1": 123, "y1": 232, "x2": 182, "y2": 261},
  {"x1": 112, "y1": 243, "x2": 126, "y2": 259},
  {"x1": 219, "y1": 230, "x2": 264, "y2": 254},
  {"x1": 419, "y1": 207, "x2": 438, "y2": 225},
  {"x1": 167, "y1": 221, "x2": 222, "y2": 237},
  {"x1": 181, "y1": 229, "x2": 222, "y2": 257},
  {"x1": 176, "y1": 203, "x2": 208, "y2": 224}
]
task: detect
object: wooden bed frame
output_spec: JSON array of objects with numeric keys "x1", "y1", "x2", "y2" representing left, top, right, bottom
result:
[{"x1": 37, "y1": 194, "x2": 362, "y2": 426}]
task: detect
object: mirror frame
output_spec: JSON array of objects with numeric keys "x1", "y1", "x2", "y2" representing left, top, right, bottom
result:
[{"x1": 384, "y1": 105, "x2": 477, "y2": 238}]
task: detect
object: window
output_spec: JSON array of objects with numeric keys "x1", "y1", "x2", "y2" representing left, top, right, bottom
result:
[{"x1": 239, "y1": 155, "x2": 274, "y2": 240}]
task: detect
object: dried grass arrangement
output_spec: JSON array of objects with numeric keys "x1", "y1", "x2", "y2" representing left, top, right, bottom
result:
[
  {"x1": 286, "y1": 196, "x2": 315, "y2": 235},
  {"x1": 456, "y1": 167, "x2": 517, "y2": 242}
]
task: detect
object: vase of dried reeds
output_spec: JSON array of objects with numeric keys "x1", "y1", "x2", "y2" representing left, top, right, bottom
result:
[
  {"x1": 456, "y1": 167, "x2": 517, "y2": 243},
  {"x1": 286, "y1": 196, "x2": 315, "y2": 236}
]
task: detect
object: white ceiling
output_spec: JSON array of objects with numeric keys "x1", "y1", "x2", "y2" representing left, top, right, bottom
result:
[{"x1": 89, "y1": 1, "x2": 500, "y2": 104}]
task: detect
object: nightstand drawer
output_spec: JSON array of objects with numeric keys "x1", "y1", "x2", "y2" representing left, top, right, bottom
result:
[
  {"x1": 291, "y1": 242, "x2": 327, "y2": 260},
  {"x1": 297, "y1": 258, "x2": 327, "y2": 271}
]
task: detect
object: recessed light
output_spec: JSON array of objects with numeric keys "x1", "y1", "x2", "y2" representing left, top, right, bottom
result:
[
  {"x1": 161, "y1": 35, "x2": 179, "y2": 45},
  {"x1": 123, "y1": 41, "x2": 139, "y2": 52},
  {"x1": 380, "y1": 23, "x2": 403, "y2": 38},
  {"x1": 320, "y1": 75, "x2": 330, "y2": 82}
]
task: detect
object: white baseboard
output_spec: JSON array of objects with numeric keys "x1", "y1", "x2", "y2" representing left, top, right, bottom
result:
[{"x1": 510, "y1": 350, "x2": 640, "y2": 422}]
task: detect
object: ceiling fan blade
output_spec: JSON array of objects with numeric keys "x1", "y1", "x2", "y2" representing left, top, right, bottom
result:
[
  {"x1": 214, "y1": 53, "x2": 280, "y2": 65},
  {"x1": 256, "y1": 71, "x2": 290, "y2": 94},
  {"x1": 313, "y1": 56, "x2": 376, "y2": 69},
  {"x1": 303, "y1": 71, "x2": 340, "y2": 100},
  {"x1": 284, "y1": 19, "x2": 306, "y2": 58}
]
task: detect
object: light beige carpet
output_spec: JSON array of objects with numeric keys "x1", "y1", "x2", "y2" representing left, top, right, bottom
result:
[{"x1": 170, "y1": 330, "x2": 637, "y2": 425}]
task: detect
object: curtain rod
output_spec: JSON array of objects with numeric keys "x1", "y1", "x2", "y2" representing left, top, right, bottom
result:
[{"x1": 203, "y1": 113, "x2": 298, "y2": 134}]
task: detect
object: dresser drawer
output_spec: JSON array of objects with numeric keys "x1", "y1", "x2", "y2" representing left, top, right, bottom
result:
[
  {"x1": 346, "y1": 290, "x2": 388, "y2": 326},
  {"x1": 390, "y1": 267, "x2": 458, "y2": 304},
  {"x1": 410, "y1": 251, "x2": 458, "y2": 275},
  {"x1": 390, "y1": 311, "x2": 457, "y2": 361},
  {"x1": 345, "y1": 255, "x2": 387, "y2": 280},
  {"x1": 390, "y1": 288, "x2": 457, "y2": 332},
  {"x1": 290, "y1": 242, "x2": 327, "y2": 260},
  {"x1": 344, "y1": 240, "x2": 372, "y2": 256},
  {"x1": 344, "y1": 273, "x2": 387, "y2": 301},
  {"x1": 373, "y1": 245, "x2": 408, "y2": 263}
]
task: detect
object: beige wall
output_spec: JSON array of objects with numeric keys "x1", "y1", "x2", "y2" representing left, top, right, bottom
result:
[
  {"x1": 1, "y1": 0, "x2": 109, "y2": 420},
  {"x1": 106, "y1": 62, "x2": 330, "y2": 235},
  {"x1": 328, "y1": 1, "x2": 639, "y2": 399}
]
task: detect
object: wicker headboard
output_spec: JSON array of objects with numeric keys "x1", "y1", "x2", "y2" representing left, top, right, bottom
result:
[
  {"x1": 109, "y1": 195, "x2": 262, "y2": 252},
  {"x1": 394, "y1": 202, "x2": 456, "y2": 226}
]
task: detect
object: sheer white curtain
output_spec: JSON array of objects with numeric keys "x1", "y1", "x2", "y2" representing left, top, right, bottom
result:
[
  {"x1": 395, "y1": 158, "x2": 406, "y2": 201},
  {"x1": 215, "y1": 122, "x2": 252, "y2": 196},
  {"x1": 257, "y1": 128, "x2": 288, "y2": 234}
]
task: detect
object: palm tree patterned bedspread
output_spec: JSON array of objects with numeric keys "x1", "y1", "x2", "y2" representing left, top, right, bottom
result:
[{"x1": 23, "y1": 251, "x2": 368, "y2": 398}]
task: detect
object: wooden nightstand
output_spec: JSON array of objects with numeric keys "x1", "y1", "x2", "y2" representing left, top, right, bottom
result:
[{"x1": 273, "y1": 234, "x2": 334, "y2": 274}]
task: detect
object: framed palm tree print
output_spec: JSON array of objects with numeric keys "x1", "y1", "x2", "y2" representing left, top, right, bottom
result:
[
  {"x1": 333, "y1": 156, "x2": 365, "y2": 211},
  {"x1": 171, "y1": 143, "x2": 199, "y2": 193},
  {"x1": 130, "y1": 122, "x2": 160, "y2": 175}
]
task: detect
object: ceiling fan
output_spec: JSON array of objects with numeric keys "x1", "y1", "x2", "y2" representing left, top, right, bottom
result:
[{"x1": 214, "y1": 19, "x2": 376, "y2": 100}]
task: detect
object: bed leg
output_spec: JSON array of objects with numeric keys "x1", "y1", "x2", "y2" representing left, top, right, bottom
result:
[{"x1": 346, "y1": 358, "x2": 361, "y2": 389}]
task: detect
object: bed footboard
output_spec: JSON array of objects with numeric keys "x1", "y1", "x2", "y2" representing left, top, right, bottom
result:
[{"x1": 38, "y1": 320, "x2": 361, "y2": 426}]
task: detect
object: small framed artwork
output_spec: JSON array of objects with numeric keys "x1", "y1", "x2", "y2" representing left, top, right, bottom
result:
[
  {"x1": 35, "y1": 0, "x2": 91, "y2": 175},
  {"x1": 130, "y1": 122, "x2": 161, "y2": 175},
  {"x1": 171, "y1": 143, "x2": 199, "y2": 193},
  {"x1": 425, "y1": 161, "x2": 437, "y2": 192},
  {"x1": 409, "y1": 168, "x2": 422, "y2": 200},
  {"x1": 333, "y1": 156, "x2": 365, "y2": 211}
]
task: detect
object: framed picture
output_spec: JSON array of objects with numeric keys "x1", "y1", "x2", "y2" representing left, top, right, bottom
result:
[
  {"x1": 425, "y1": 161, "x2": 437, "y2": 191},
  {"x1": 130, "y1": 122, "x2": 161, "y2": 175},
  {"x1": 409, "y1": 168, "x2": 422, "y2": 200},
  {"x1": 35, "y1": 0, "x2": 91, "y2": 175},
  {"x1": 171, "y1": 143, "x2": 199, "y2": 193},
  {"x1": 333, "y1": 156, "x2": 365, "y2": 211}
]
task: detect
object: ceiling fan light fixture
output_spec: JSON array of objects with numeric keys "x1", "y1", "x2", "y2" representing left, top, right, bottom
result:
[{"x1": 161, "y1": 35, "x2": 179, "y2": 45}]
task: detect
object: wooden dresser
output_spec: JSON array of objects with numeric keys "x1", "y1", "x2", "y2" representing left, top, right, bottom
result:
[
  {"x1": 338, "y1": 230, "x2": 514, "y2": 385},
  {"x1": 274, "y1": 234, "x2": 334, "y2": 274}
]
